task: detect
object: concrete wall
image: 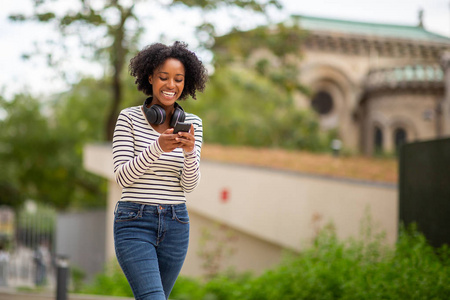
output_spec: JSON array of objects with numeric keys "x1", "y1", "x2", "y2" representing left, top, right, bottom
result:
[
  {"x1": 84, "y1": 144, "x2": 118, "y2": 265},
  {"x1": 56, "y1": 211, "x2": 106, "y2": 281},
  {"x1": 181, "y1": 210, "x2": 285, "y2": 277},
  {"x1": 181, "y1": 160, "x2": 398, "y2": 276},
  {"x1": 84, "y1": 144, "x2": 398, "y2": 278}
]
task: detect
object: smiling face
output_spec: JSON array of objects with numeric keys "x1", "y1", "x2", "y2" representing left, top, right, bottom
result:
[{"x1": 149, "y1": 58, "x2": 185, "y2": 108}]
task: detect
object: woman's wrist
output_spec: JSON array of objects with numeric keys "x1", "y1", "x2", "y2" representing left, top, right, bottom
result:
[{"x1": 183, "y1": 146, "x2": 196, "y2": 156}]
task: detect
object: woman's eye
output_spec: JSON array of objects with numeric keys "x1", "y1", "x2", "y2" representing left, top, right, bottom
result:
[
  {"x1": 175, "y1": 79, "x2": 183, "y2": 83},
  {"x1": 159, "y1": 77, "x2": 168, "y2": 81}
]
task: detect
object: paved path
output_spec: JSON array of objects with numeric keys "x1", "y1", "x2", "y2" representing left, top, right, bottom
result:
[{"x1": 0, "y1": 288, "x2": 133, "y2": 300}]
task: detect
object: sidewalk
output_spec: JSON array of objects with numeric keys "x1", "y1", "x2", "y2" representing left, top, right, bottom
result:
[{"x1": 0, "y1": 287, "x2": 133, "y2": 300}]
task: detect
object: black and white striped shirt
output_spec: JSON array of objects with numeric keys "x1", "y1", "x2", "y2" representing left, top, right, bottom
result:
[{"x1": 112, "y1": 105, "x2": 202, "y2": 204}]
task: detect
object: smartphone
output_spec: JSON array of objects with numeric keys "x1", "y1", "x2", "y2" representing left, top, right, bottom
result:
[{"x1": 173, "y1": 122, "x2": 191, "y2": 134}]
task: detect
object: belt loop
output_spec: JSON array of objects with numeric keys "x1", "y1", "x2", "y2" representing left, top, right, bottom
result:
[
  {"x1": 138, "y1": 204, "x2": 145, "y2": 218},
  {"x1": 171, "y1": 205, "x2": 176, "y2": 220},
  {"x1": 114, "y1": 201, "x2": 120, "y2": 215}
]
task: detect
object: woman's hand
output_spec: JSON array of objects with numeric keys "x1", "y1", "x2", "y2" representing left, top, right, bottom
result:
[{"x1": 158, "y1": 124, "x2": 195, "y2": 153}]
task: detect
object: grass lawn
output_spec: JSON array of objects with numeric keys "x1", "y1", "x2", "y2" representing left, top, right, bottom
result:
[{"x1": 201, "y1": 144, "x2": 398, "y2": 184}]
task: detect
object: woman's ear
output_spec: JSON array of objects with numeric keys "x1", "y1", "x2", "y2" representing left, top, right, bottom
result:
[{"x1": 148, "y1": 75, "x2": 153, "y2": 84}]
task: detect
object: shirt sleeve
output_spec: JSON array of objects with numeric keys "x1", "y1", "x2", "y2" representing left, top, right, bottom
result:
[
  {"x1": 180, "y1": 118, "x2": 203, "y2": 193},
  {"x1": 112, "y1": 110, "x2": 164, "y2": 188}
]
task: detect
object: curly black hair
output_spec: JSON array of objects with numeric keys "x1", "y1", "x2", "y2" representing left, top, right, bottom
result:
[{"x1": 129, "y1": 41, "x2": 208, "y2": 100}]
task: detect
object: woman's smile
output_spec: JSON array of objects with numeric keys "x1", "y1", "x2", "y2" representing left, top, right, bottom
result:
[{"x1": 162, "y1": 91, "x2": 176, "y2": 98}]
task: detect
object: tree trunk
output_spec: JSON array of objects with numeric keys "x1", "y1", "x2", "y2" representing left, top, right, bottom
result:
[
  {"x1": 105, "y1": 5, "x2": 130, "y2": 141},
  {"x1": 106, "y1": 70, "x2": 122, "y2": 141}
]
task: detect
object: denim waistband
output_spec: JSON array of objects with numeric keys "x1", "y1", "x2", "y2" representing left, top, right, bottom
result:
[{"x1": 114, "y1": 201, "x2": 187, "y2": 214}]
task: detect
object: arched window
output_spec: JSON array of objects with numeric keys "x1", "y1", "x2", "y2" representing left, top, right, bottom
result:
[
  {"x1": 394, "y1": 127, "x2": 407, "y2": 153},
  {"x1": 311, "y1": 91, "x2": 333, "y2": 115},
  {"x1": 374, "y1": 126, "x2": 383, "y2": 154}
]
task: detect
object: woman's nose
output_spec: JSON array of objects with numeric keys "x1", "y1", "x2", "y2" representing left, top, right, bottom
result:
[{"x1": 167, "y1": 79, "x2": 175, "y2": 89}]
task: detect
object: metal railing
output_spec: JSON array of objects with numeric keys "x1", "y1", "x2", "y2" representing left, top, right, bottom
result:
[
  {"x1": 0, "y1": 205, "x2": 56, "y2": 289},
  {"x1": 365, "y1": 64, "x2": 444, "y2": 91}
]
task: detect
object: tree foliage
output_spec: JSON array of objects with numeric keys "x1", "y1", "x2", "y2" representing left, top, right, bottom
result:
[
  {"x1": 0, "y1": 90, "x2": 106, "y2": 210},
  {"x1": 9, "y1": 0, "x2": 282, "y2": 141},
  {"x1": 182, "y1": 66, "x2": 332, "y2": 151},
  {"x1": 213, "y1": 21, "x2": 310, "y2": 95},
  {"x1": 188, "y1": 20, "x2": 332, "y2": 150}
]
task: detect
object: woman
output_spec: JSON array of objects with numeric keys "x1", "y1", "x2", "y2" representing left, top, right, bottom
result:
[{"x1": 112, "y1": 41, "x2": 208, "y2": 300}]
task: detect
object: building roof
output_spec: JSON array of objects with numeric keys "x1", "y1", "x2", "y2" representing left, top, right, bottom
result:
[{"x1": 292, "y1": 15, "x2": 450, "y2": 45}]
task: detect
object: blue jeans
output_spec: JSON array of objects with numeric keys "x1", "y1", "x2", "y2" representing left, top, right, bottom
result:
[{"x1": 114, "y1": 202, "x2": 190, "y2": 300}]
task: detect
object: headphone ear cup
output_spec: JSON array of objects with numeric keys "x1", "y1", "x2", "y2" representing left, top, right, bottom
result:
[
  {"x1": 150, "y1": 105, "x2": 166, "y2": 125},
  {"x1": 169, "y1": 103, "x2": 186, "y2": 128},
  {"x1": 143, "y1": 102, "x2": 166, "y2": 125}
]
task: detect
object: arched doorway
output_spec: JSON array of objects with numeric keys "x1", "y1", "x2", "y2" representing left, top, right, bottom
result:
[
  {"x1": 374, "y1": 126, "x2": 383, "y2": 154},
  {"x1": 394, "y1": 127, "x2": 407, "y2": 153}
]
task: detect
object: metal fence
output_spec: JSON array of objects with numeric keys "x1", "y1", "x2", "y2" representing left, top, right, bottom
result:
[{"x1": 0, "y1": 203, "x2": 56, "y2": 289}]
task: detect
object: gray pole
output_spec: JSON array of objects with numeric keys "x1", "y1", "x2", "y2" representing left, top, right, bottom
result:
[{"x1": 56, "y1": 255, "x2": 69, "y2": 300}]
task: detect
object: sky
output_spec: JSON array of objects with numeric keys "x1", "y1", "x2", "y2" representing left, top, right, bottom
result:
[{"x1": 1, "y1": 0, "x2": 449, "y2": 99}]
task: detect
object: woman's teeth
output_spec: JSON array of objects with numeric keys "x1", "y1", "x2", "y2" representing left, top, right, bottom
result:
[{"x1": 163, "y1": 91, "x2": 175, "y2": 97}]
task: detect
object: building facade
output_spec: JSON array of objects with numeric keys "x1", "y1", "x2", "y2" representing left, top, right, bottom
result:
[{"x1": 247, "y1": 15, "x2": 450, "y2": 155}]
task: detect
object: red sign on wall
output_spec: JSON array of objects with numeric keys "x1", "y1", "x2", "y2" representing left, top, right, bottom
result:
[{"x1": 220, "y1": 188, "x2": 230, "y2": 203}]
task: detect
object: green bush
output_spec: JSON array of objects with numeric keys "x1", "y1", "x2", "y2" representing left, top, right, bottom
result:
[
  {"x1": 78, "y1": 261, "x2": 133, "y2": 297},
  {"x1": 171, "y1": 224, "x2": 450, "y2": 300},
  {"x1": 169, "y1": 276, "x2": 204, "y2": 300},
  {"x1": 77, "y1": 225, "x2": 450, "y2": 300}
]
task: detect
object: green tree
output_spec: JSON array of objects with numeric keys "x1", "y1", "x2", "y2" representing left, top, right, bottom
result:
[
  {"x1": 0, "y1": 92, "x2": 106, "y2": 210},
  {"x1": 213, "y1": 21, "x2": 310, "y2": 96},
  {"x1": 182, "y1": 66, "x2": 331, "y2": 151},
  {"x1": 9, "y1": 0, "x2": 282, "y2": 141},
  {"x1": 190, "y1": 20, "x2": 333, "y2": 151}
]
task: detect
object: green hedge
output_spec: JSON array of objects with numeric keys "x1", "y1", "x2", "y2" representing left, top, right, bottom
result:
[{"x1": 79, "y1": 225, "x2": 450, "y2": 299}]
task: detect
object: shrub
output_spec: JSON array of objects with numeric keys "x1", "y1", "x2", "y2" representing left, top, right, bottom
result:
[
  {"x1": 77, "y1": 225, "x2": 450, "y2": 300},
  {"x1": 172, "y1": 224, "x2": 450, "y2": 300},
  {"x1": 78, "y1": 261, "x2": 133, "y2": 297}
]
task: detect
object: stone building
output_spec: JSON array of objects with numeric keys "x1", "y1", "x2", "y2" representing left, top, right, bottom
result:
[{"x1": 234, "y1": 15, "x2": 450, "y2": 155}]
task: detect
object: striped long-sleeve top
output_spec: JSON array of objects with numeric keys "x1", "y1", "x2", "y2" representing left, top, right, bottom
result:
[{"x1": 112, "y1": 105, "x2": 202, "y2": 204}]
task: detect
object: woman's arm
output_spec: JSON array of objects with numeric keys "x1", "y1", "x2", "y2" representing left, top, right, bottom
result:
[{"x1": 112, "y1": 110, "x2": 164, "y2": 188}]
